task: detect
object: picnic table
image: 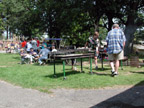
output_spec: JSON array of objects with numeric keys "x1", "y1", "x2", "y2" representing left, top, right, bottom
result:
[
  {"x1": 51, "y1": 51, "x2": 94, "y2": 79},
  {"x1": 49, "y1": 48, "x2": 109, "y2": 79}
]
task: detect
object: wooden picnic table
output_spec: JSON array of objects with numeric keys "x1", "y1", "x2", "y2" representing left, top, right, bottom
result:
[{"x1": 51, "y1": 53, "x2": 94, "y2": 80}]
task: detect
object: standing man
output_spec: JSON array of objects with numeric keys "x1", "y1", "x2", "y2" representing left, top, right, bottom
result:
[
  {"x1": 31, "y1": 38, "x2": 38, "y2": 52},
  {"x1": 106, "y1": 24, "x2": 126, "y2": 76},
  {"x1": 85, "y1": 31, "x2": 100, "y2": 70}
]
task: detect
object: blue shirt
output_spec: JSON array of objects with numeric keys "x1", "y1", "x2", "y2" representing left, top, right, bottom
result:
[
  {"x1": 39, "y1": 48, "x2": 50, "y2": 58},
  {"x1": 106, "y1": 28, "x2": 126, "y2": 54}
]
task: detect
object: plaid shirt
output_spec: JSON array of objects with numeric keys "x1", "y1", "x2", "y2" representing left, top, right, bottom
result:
[
  {"x1": 106, "y1": 28, "x2": 126, "y2": 54},
  {"x1": 87, "y1": 37, "x2": 99, "y2": 50}
]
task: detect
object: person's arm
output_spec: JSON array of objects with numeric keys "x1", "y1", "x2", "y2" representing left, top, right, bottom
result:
[
  {"x1": 123, "y1": 42, "x2": 125, "y2": 48},
  {"x1": 85, "y1": 42, "x2": 88, "y2": 48},
  {"x1": 122, "y1": 31, "x2": 126, "y2": 49},
  {"x1": 96, "y1": 39, "x2": 100, "y2": 53},
  {"x1": 106, "y1": 33, "x2": 109, "y2": 48},
  {"x1": 39, "y1": 49, "x2": 42, "y2": 57}
]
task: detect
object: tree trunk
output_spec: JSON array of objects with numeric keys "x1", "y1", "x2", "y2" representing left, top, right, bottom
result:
[
  {"x1": 6, "y1": 26, "x2": 8, "y2": 40},
  {"x1": 94, "y1": 16, "x2": 101, "y2": 31},
  {"x1": 107, "y1": 15, "x2": 113, "y2": 31},
  {"x1": 124, "y1": 24, "x2": 137, "y2": 55}
]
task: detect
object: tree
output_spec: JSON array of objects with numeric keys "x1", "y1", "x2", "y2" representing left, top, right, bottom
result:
[{"x1": 0, "y1": 2, "x2": 4, "y2": 38}]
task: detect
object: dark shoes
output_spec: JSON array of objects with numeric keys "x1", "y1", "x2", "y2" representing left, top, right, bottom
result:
[
  {"x1": 95, "y1": 66, "x2": 98, "y2": 70},
  {"x1": 111, "y1": 71, "x2": 118, "y2": 76},
  {"x1": 111, "y1": 70, "x2": 115, "y2": 75}
]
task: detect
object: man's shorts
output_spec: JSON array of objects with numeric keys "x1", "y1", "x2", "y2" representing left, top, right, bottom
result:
[{"x1": 108, "y1": 50, "x2": 124, "y2": 61}]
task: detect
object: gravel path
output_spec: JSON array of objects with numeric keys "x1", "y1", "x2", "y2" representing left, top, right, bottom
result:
[{"x1": 0, "y1": 80, "x2": 144, "y2": 108}]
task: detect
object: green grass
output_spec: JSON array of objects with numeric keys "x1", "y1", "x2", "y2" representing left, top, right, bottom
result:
[{"x1": 0, "y1": 53, "x2": 144, "y2": 92}]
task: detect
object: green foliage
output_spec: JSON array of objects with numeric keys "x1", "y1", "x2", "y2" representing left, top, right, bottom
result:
[
  {"x1": 0, "y1": 2, "x2": 4, "y2": 37},
  {"x1": 134, "y1": 28, "x2": 144, "y2": 42},
  {"x1": 0, "y1": 0, "x2": 144, "y2": 50}
]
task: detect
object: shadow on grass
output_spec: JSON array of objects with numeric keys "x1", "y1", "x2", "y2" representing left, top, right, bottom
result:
[
  {"x1": 32, "y1": 62, "x2": 66, "y2": 66},
  {"x1": 90, "y1": 80, "x2": 144, "y2": 108},
  {"x1": 44, "y1": 70, "x2": 81, "y2": 78},
  {"x1": 84, "y1": 67, "x2": 110, "y2": 71},
  {"x1": 92, "y1": 72, "x2": 111, "y2": 76},
  {"x1": 130, "y1": 71, "x2": 144, "y2": 74},
  {"x1": 13, "y1": 56, "x2": 20, "y2": 60}
]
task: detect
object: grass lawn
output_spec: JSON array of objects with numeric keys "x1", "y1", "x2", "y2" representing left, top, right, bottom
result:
[{"x1": 0, "y1": 53, "x2": 144, "y2": 92}]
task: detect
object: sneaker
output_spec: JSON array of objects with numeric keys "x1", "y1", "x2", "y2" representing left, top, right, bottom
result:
[
  {"x1": 111, "y1": 70, "x2": 115, "y2": 74},
  {"x1": 112, "y1": 72, "x2": 118, "y2": 76},
  {"x1": 39, "y1": 62, "x2": 43, "y2": 65},
  {"x1": 95, "y1": 66, "x2": 98, "y2": 70}
]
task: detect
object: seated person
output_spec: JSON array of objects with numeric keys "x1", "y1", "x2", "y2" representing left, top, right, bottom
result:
[
  {"x1": 47, "y1": 41, "x2": 52, "y2": 51},
  {"x1": 51, "y1": 46, "x2": 57, "y2": 52},
  {"x1": 14, "y1": 42, "x2": 19, "y2": 52},
  {"x1": 20, "y1": 49, "x2": 33, "y2": 64},
  {"x1": 10, "y1": 41, "x2": 15, "y2": 49},
  {"x1": 38, "y1": 45, "x2": 50, "y2": 65},
  {"x1": 7, "y1": 43, "x2": 11, "y2": 53},
  {"x1": 30, "y1": 48, "x2": 39, "y2": 61}
]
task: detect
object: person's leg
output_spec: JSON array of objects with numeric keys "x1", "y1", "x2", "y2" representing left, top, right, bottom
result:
[
  {"x1": 94, "y1": 56, "x2": 98, "y2": 69},
  {"x1": 39, "y1": 56, "x2": 47, "y2": 65},
  {"x1": 71, "y1": 59, "x2": 74, "y2": 70},
  {"x1": 94, "y1": 51, "x2": 99, "y2": 69},
  {"x1": 110, "y1": 61, "x2": 115, "y2": 72},
  {"x1": 108, "y1": 54, "x2": 115, "y2": 74},
  {"x1": 115, "y1": 60, "x2": 119, "y2": 74},
  {"x1": 38, "y1": 57, "x2": 43, "y2": 65},
  {"x1": 29, "y1": 55, "x2": 34, "y2": 64},
  {"x1": 21, "y1": 58, "x2": 25, "y2": 64},
  {"x1": 114, "y1": 51, "x2": 123, "y2": 75}
]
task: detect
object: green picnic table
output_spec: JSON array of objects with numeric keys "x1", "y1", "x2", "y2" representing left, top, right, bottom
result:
[{"x1": 52, "y1": 53, "x2": 94, "y2": 80}]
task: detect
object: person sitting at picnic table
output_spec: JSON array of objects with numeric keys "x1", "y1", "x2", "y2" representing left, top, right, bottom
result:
[
  {"x1": 10, "y1": 41, "x2": 15, "y2": 53},
  {"x1": 85, "y1": 31, "x2": 100, "y2": 70},
  {"x1": 21, "y1": 39, "x2": 27, "y2": 48},
  {"x1": 20, "y1": 48, "x2": 33, "y2": 64},
  {"x1": 0, "y1": 41, "x2": 3, "y2": 51},
  {"x1": 41, "y1": 39, "x2": 47, "y2": 49},
  {"x1": 26, "y1": 39, "x2": 32, "y2": 53},
  {"x1": 14, "y1": 42, "x2": 20, "y2": 53},
  {"x1": 51, "y1": 45, "x2": 57, "y2": 52},
  {"x1": 38, "y1": 45, "x2": 50, "y2": 65},
  {"x1": 35, "y1": 37, "x2": 40, "y2": 47},
  {"x1": 47, "y1": 41, "x2": 52, "y2": 51},
  {"x1": 7, "y1": 43, "x2": 11, "y2": 53},
  {"x1": 30, "y1": 48, "x2": 39, "y2": 62}
]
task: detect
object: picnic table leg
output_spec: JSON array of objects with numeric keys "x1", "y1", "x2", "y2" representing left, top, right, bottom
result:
[
  {"x1": 90, "y1": 57, "x2": 93, "y2": 74},
  {"x1": 81, "y1": 58, "x2": 84, "y2": 73},
  {"x1": 101, "y1": 54, "x2": 104, "y2": 70},
  {"x1": 53, "y1": 59, "x2": 57, "y2": 77},
  {"x1": 63, "y1": 60, "x2": 66, "y2": 80}
]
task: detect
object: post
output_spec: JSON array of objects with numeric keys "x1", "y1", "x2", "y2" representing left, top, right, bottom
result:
[
  {"x1": 63, "y1": 60, "x2": 66, "y2": 80},
  {"x1": 90, "y1": 57, "x2": 93, "y2": 74},
  {"x1": 53, "y1": 59, "x2": 57, "y2": 77},
  {"x1": 81, "y1": 58, "x2": 84, "y2": 72},
  {"x1": 101, "y1": 53, "x2": 104, "y2": 70}
]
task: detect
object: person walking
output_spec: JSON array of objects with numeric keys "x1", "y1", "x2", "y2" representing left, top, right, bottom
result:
[
  {"x1": 106, "y1": 24, "x2": 126, "y2": 76},
  {"x1": 85, "y1": 31, "x2": 100, "y2": 70}
]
